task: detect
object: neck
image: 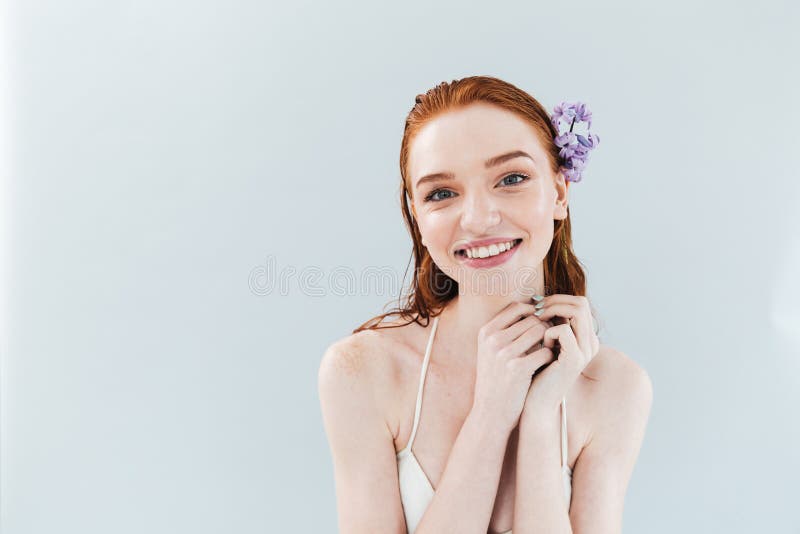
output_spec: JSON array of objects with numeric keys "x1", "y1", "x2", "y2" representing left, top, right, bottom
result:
[{"x1": 439, "y1": 269, "x2": 545, "y2": 353}]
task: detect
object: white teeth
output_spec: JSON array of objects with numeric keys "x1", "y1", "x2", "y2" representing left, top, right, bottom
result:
[{"x1": 464, "y1": 240, "x2": 518, "y2": 259}]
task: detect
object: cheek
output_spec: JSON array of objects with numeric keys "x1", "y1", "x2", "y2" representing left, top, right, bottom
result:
[
  {"x1": 529, "y1": 208, "x2": 555, "y2": 235},
  {"x1": 419, "y1": 211, "x2": 451, "y2": 237},
  {"x1": 517, "y1": 204, "x2": 556, "y2": 252},
  {"x1": 515, "y1": 201, "x2": 552, "y2": 230},
  {"x1": 417, "y1": 216, "x2": 449, "y2": 252}
]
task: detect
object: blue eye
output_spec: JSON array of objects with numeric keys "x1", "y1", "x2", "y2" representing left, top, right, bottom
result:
[
  {"x1": 501, "y1": 173, "x2": 529, "y2": 186},
  {"x1": 424, "y1": 189, "x2": 455, "y2": 202},
  {"x1": 423, "y1": 173, "x2": 530, "y2": 203}
]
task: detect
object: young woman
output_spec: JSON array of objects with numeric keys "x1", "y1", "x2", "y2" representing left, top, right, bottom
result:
[{"x1": 319, "y1": 76, "x2": 653, "y2": 534}]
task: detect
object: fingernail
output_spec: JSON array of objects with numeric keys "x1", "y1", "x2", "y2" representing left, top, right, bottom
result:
[
  {"x1": 534, "y1": 309, "x2": 544, "y2": 316},
  {"x1": 532, "y1": 294, "x2": 544, "y2": 302},
  {"x1": 535, "y1": 302, "x2": 544, "y2": 309}
]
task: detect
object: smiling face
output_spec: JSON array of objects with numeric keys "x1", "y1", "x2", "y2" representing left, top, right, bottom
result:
[{"x1": 406, "y1": 102, "x2": 569, "y2": 294}]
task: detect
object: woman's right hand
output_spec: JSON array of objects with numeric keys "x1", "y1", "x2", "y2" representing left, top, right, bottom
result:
[{"x1": 471, "y1": 300, "x2": 555, "y2": 433}]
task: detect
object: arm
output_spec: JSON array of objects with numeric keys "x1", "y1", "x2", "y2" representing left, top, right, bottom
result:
[
  {"x1": 318, "y1": 339, "x2": 513, "y2": 534},
  {"x1": 513, "y1": 349, "x2": 653, "y2": 534},
  {"x1": 318, "y1": 340, "x2": 407, "y2": 533},
  {"x1": 513, "y1": 408, "x2": 572, "y2": 533},
  {"x1": 568, "y1": 355, "x2": 653, "y2": 534},
  {"x1": 413, "y1": 404, "x2": 511, "y2": 534}
]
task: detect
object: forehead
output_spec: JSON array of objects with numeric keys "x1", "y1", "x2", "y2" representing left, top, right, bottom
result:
[{"x1": 408, "y1": 102, "x2": 547, "y2": 182}]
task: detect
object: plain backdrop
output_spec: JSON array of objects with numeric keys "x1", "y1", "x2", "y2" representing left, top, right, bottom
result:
[{"x1": 2, "y1": 1, "x2": 799, "y2": 532}]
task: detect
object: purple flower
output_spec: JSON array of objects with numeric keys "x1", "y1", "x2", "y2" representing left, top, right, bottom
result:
[
  {"x1": 564, "y1": 168, "x2": 583, "y2": 183},
  {"x1": 551, "y1": 102, "x2": 570, "y2": 129},
  {"x1": 576, "y1": 132, "x2": 599, "y2": 149},
  {"x1": 563, "y1": 156, "x2": 586, "y2": 170},
  {"x1": 573, "y1": 103, "x2": 592, "y2": 128},
  {"x1": 551, "y1": 102, "x2": 594, "y2": 131},
  {"x1": 564, "y1": 158, "x2": 587, "y2": 182},
  {"x1": 555, "y1": 132, "x2": 576, "y2": 146},
  {"x1": 555, "y1": 133, "x2": 577, "y2": 160},
  {"x1": 550, "y1": 101, "x2": 599, "y2": 183}
]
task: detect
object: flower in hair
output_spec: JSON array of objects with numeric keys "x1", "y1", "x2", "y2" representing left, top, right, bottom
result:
[{"x1": 551, "y1": 101, "x2": 599, "y2": 183}]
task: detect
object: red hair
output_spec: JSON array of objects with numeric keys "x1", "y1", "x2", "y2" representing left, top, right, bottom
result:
[{"x1": 353, "y1": 76, "x2": 599, "y2": 335}]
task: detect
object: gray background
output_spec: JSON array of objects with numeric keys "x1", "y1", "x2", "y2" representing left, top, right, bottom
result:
[{"x1": 2, "y1": 1, "x2": 799, "y2": 532}]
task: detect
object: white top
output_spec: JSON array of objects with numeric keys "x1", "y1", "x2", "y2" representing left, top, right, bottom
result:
[{"x1": 396, "y1": 314, "x2": 572, "y2": 533}]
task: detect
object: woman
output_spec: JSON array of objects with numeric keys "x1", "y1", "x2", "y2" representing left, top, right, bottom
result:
[{"x1": 319, "y1": 76, "x2": 653, "y2": 533}]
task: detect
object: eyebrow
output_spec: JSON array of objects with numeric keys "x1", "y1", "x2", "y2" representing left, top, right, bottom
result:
[{"x1": 414, "y1": 150, "x2": 535, "y2": 189}]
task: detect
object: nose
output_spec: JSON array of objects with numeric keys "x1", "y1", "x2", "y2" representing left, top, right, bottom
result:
[{"x1": 460, "y1": 192, "x2": 501, "y2": 234}]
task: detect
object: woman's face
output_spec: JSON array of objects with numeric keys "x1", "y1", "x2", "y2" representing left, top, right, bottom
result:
[{"x1": 407, "y1": 102, "x2": 569, "y2": 294}]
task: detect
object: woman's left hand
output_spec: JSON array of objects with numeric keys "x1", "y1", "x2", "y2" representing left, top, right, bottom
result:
[{"x1": 522, "y1": 294, "x2": 600, "y2": 418}]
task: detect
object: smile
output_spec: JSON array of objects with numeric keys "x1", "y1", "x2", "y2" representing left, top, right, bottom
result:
[{"x1": 456, "y1": 238, "x2": 522, "y2": 267}]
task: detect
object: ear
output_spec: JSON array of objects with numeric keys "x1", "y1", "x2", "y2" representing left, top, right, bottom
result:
[{"x1": 553, "y1": 171, "x2": 569, "y2": 220}]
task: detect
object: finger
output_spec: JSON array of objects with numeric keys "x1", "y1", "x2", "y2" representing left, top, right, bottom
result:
[
  {"x1": 542, "y1": 324, "x2": 584, "y2": 380},
  {"x1": 534, "y1": 303, "x2": 579, "y2": 322},
  {"x1": 503, "y1": 321, "x2": 548, "y2": 358},
  {"x1": 534, "y1": 303, "x2": 591, "y2": 356},
  {"x1": 482, "y1": 301, "x2": 541, "y2": 335},
  {"x1": 535, "y1": 295, "x2": 590, "y2": 330},
  {"x1": 510, "y1": 347, "x2": 555, "y2": 377},
  {"x1": 536, "y1": 294, "x2": 589, "y2": 307},
  {"x1": 499, "y1": 313, "x2": 549, "y2": 344}
]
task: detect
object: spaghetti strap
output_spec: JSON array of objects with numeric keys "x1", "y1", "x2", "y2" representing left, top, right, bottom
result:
[
  {"x1": 402, "y1": 315, "x2": 440, "y2": 454},
  {"x1": 561, "y1": 395, "x2": 568, "y2": 468}
]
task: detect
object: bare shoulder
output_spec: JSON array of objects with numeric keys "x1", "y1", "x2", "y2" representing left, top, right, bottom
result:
[
  {"x1": 582, "y1": 343, "x2": 654, "y2": 434},
  {"x1": 316, "y1": 327, "x2": 400, "y2": 463},
  {"x1": 318, "y1": 319, "x2": 414, "y2": 413},
  {"x1": 584, "y1": 343, "x2": 652, "y2": 390},
  {"x1": 319, "y1": 330, "x2": 376, "y2": 380},
  {"x1": 318, "y1": 327, "x2": 395, "y2": 396}
]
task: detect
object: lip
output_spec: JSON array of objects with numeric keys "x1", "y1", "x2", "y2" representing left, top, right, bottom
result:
[{"x1": 455, "y1": 238, "x2": 523, "y2": 268}]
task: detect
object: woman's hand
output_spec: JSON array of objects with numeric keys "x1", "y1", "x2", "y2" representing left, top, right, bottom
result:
[
  {"x1": 522, "y1": 294, "x2": 600, "y2": 418},
  {"x1": 471, "y1": 301, "x2": 557, "y2": 434}
]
